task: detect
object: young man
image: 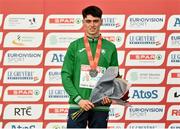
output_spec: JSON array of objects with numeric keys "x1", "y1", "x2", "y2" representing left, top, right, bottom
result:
[{"x1": 61, "y1": 5, "x2": 118, "y2": 128}]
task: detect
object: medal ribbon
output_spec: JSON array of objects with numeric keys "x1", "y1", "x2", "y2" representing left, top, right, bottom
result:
[{"x1": 84, "y1": 34, "x2": 102, "y2": 70}]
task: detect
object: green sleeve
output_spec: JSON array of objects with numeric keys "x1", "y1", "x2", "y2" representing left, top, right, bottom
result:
[
  {"x1": 110, "y1": 45, "x2": 119, "y2": 66},
  {"x1": 61, "y1": 43, "x2": 81, "y2": 103}
]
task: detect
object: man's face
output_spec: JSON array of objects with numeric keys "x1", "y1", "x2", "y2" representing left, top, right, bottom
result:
[{"x1": 83, "y1": 15, "x2": 102, "y2": 37}]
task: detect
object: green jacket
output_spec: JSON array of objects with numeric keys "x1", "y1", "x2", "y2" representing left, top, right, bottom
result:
[{"x1": 61, "y1": 37, "x2": 118, "y2": 110}]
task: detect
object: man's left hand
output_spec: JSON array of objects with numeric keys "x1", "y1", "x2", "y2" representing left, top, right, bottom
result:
[{"x1": 102, "y1": 96, "x2": 112, "y2": 105}]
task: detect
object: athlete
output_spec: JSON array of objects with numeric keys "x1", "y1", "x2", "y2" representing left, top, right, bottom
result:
[{"x1": 61, "y1": 5, "x2": 118, "y2": 128}]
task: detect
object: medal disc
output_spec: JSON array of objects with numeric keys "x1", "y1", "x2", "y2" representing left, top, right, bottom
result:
[{"x1": 89, "y1": 69, "x2": 98, "y2": 77}]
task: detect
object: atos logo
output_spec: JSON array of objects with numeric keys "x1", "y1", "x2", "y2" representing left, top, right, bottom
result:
[
  {"x1": 4, "y1": 122, "x2": 43, "y2": 129},
  {"x1": 173, "y1": 18, "x2": 180, "y2": 27},
  {"x1": 51, "y1": 53, "x2": 64, "y2": 63},
  {"x1": 14, "y1": 106, "x2": 32, "y2": 116},
  {"x1": 167, "y1": 15, "x2": 180, "y2": 30},
  {"x1": 132, "y1": 90, "x2": 158, "y2": 99},
  {"x1": 45, "y1": 51, "x2": 66, "y2": 66},
  {"x1": 11, "y1": 125, "x2": 35, "y2": 129},
  {"x1": 129, "y1": 87, "x2": 165, "y2": 102}
]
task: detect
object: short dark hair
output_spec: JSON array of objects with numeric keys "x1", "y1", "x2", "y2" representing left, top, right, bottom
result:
[{"x1": 82, "y1": 5, "x2": 103, "y2": 19}]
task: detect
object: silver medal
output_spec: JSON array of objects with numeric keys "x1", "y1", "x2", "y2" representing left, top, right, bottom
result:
[{"x1": 89, "y1": 69, "x2": 98, "y2": 77}]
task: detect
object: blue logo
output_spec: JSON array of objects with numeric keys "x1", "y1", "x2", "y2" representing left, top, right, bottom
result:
[{"x1": 132, "y1": 90, "x2": 158, "y2": 99}]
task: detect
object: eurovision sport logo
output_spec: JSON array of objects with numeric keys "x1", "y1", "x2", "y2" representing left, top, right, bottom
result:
[{"x1": 126, "y1": 15, "x2": 165, "y2": 30}]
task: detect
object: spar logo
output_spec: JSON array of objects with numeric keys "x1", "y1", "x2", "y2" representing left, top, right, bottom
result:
[
  {"x1": 167, "y1": 15, "x2": 180, "y2": 30},
  {"x1": 167, "y1": 87, "x2": 180, "y2": 102},
  {"x1": 4, "y1": 14, "x2": 43, "y2": 29},
  {"x1": 167, "y1": 51, "x2": 180, "y2": 66},
  {"x1": 129, "y1": 87, "x2": 165, "y2": 102},
  {"x1": 4, "y1": 32, "x2": 43, "y2": 48},
  {"x1": 45, "y1": 32, "x2": 83, "y2": 48},
  {"x1": 168, "y1": 123, "x2": 180, "y2": 129},
  {"x1": 167, "y1": 69, "x2": 180, "y2": 84},
  {"x1": 0, "y1": 32, "x2": 2, "y2": 45},
  {"x1": 107, "y1": 123, "x2": 124, "y2": 129},
  {"x1": 167, "y1": 105, "x2": 180, "y2": 120},
  {"x1": 3, "y1": 104, "x2": 43, "y2": 119},
  {"x1": 45, "y1": 51, "x2": 66, "y2": 66},
  {"x1": 45, "y1": 68, "x2": 62, "y2": 84},
  {"x1": 3, "y1": 86, "x2": 43, "y2": 102},
  {"x1": 167, "y1": 33, "x2": 180, "y2": 48},
  {"x1": 45, "y1": 15, "x2": 82, "y2": 30},
  {"x1": 126, "y1": 51, "x2": 165, "y2": 66},
  {"x1": 125, "y1": 105, "x2": 165, "y2": 120},
  {"x1": 4, "y1": 122, "x2": 43, "y2": 129},
  {"x1": 126, "y1": 15, "x2": 165, "y2": 30},
  {"x1": 102, "y1": 33, "x2": 125, "y2": 48},
  {"x1": 126, "y1": 69, "x2": 165, "y2": 84},
  {"x1": 125, "y1": 33, "x2": 165, "y2": 48},
  {"x1": 45, "y1": 104, "x2": 69, "y2": 120},
  {"x1": 3, "y1": 50, "x2": 43, "y2": 66},
  {"x1": 3, "y1": 68, "x2": 43, "y2": 84},
  {"x1": 101, "y1": 15, "x2": 125, "y2": 30},
  {"x1": 49, "y1": 18, "x2": 76, "y2": 24},
  {"x1": 45, "y1": 122, "x2": 67, "y2": 129},
  {"x1": 108, "y1": 105, "x2": 124, "y2": 120},
  {"x1": 127, "y1": 123, "x2": 165, "y2": 129},
  {"x1": 45, "y1": 86, "x2": 69, "y2": 102}
]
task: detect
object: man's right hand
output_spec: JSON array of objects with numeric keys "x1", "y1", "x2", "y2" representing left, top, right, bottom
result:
[{"x1": 78, "y1": 99, "x2": 94, "y2": 111}]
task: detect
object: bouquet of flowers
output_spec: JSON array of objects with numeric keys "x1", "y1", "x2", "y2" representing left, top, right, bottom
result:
[{"x1": 71, "y1": 66, "x2": 131, "y2": 120}]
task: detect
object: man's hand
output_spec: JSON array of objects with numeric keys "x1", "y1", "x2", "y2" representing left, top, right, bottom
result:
[
  {"x1": 102, "y1": 96, "x2": 112, "y2": 105},
  {"x1": 78, "y1": 99, "x2": 94, "y2": 111}
]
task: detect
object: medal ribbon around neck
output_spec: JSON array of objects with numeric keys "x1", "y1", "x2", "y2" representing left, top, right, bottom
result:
[{"x1": 84, "y1": 34, "x2": 102, "y2": 71}]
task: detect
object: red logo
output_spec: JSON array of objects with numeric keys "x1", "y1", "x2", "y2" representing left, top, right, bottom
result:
[
  {"x1": 171, "y1": 73, "x2": 180, "y2": 78},
  {"x1": 172, "y1": 109, "x2": 180, "y2": 116},
  {"x1": 8, "y1": 90, "x2": 33, "y2": 95},
  {"x1": 49, "y1": 108, "x2": 68, "y2": 113},
  {"x1": 49, "y1": 18, "x2": 74, "y2": 24},
  {"x1": 130, "y1": 54, "x2": 155, "y2": 60}
]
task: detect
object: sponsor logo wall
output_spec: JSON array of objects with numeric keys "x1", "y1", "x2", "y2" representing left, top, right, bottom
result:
[{"x1": 0, "y1": 0, "x2": 180, "y2": 128}]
